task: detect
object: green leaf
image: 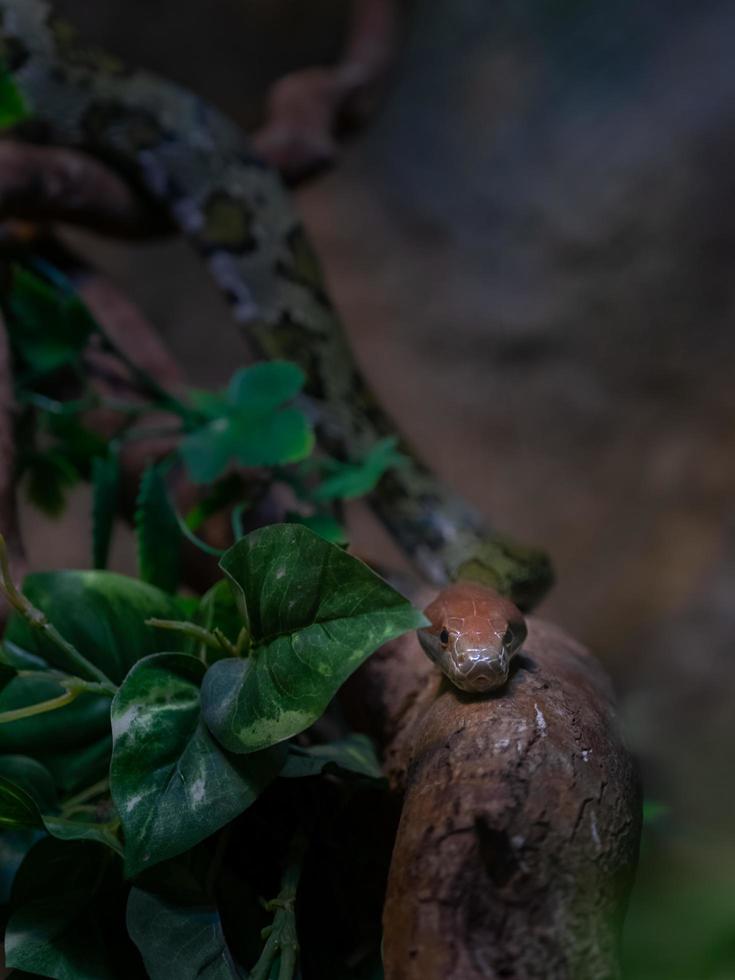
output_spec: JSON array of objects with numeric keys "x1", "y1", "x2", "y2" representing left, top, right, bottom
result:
[
  {"x1": 45, "y1": 414, "x2": 108, "y2": 473},
  {"x1": 5, "y1": 263, "x2": 96, "y2": 373},
  {"x1": 310, "y1": 437, "x2": 406, "y2": 502},
  {"x1": 41, "y1": 735, "x2": 113, "y2": 797},
  {"x1": 4, "y1": 570, "x2": 188, "y2": 684},
  {"x1": 185, "y1": 474, "x2": 248, "y2": 532},
  {"x1": 0, "y1": 829, "x2": 39, "y2": 905},
  {"x1": 127, "y1": 887, "x2": 242, "y2": 979},
  {"x1": 281, "y1": 734, "x2": 383, "y2": 780},
  {"x1": 192, "y1": 579, "x2": 243, "y2": 662},
  {"x1": 0, "y1": 675, "x2": 110, "y2": 754},
  {"x1": 284, "y1": 512, "x2": 348, "y2": 545},
  {"x1": 0, "y1": 755, "x2": 58, "y2": 811},
  {"x1": 179, "y1": 423, "x2": 236, "y2": 484},
  {"x1": 188, "y1": 388, "x2": 230, "y2": 419},
  {"x1": 201, "y1": 525, "x2": 427, "y2": 754},
  {"x1": 5, "y1": 837, "x2": 120, "y2": 980},
  {"x1": 110, "y1": 653, "x2": 285, "y2": 877},
  {"x1": 92, "y1": 453, "x2": 120, "y2": 570},
  {"x1": 226, "y1": 361, "x2": 305, "y2": 413},
  {"x1": 23, "y1": 449, "x2": 79, "y2": 517},
  {"x1": 0, "y1": 63, "x2": 30, "y2": 127},
  {"x1": 229, "y1": 407, "x2": 313, "y2": 469},
  {"x1": 0, "y1": 773, "x2": 121, "y2": 853},
  {"x1": 180, "y1": 412, "x2": 313, "y2": 484},
  {"x1": 42, "y1": 813, "x2": 122, "y2": 855},
  {"x1": 135, "y1": 465, "x2": 181, "y2": 593},
  {"x1": 180, "y1": 361, "x2": 314, "y2": 484},
  {"x1": 0, "y1": 774, "x2": 42, "y2": 830}
]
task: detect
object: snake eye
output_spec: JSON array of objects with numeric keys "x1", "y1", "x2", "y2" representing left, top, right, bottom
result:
[
  {"x1": 439, "y1": 628, "x2": 449, "y2": 645},
  {"x1": 502, "y1": 627, "x2": 515, "y2": 649}
]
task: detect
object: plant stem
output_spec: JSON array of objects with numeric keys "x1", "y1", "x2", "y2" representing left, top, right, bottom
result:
[
  {"x1": 212, "y1": 627, "x2": 238, "y2": 658},
  {"x1": 61, "y1": 776, "x2": 110, "y2": 815},
  {"x1": 250, "y1": 834, "x2": 306, "y2": 980},
  {"x1": 145, "y1": 618, "x2": 223, "y2": 651},
  {"x1": 0, "y1": 688, "x2": 79, "y2": 723},
  {"x1": 231, "y1": 502, "x2": 247, "y2": 541},
  {"x1": 0, "y1": 535, "x2": 117, "y2": 694},
  {"x1": 233, "y1": 627, "x2": 249, "y2": 658},
  {"x1": 16, "y1": 670, "x2": 115, "y2": 699},
  {"x1": 96, "y1": 322, "x2": 194, "y2": 422},
  {"x1": 175, "y1": 511, "x2": 226, "y2": 558}
]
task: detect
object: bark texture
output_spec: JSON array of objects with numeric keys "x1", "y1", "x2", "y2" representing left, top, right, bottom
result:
[{"x1": 345, "y1": 612, "x2": 641, "y2": 980}]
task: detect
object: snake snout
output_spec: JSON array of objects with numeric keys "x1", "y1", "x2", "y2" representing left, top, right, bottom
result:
[{"x1": 451, "y1": 636, "x2": 509, "y2": 692}]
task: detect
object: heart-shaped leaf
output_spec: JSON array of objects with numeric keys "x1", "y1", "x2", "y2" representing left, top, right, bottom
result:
[
  {"x1": 201, "y1": 525, "x2": 426, "y2": 753},
  {"x1": 127, "y1": 887, "x2": 242, "y2": 979},
  {"x1": 110, "y1": 653, "x2": 285, "y2": 877}
]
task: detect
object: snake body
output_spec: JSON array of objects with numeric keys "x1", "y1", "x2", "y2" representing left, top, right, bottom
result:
[{"x1": 0, "y1": 0, "x2": 540, "y2": 689}]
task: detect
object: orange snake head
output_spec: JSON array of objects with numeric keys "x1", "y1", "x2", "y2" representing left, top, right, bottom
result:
[{"x1": 418, "y1": 581, "x2": 527, "y2": 693}]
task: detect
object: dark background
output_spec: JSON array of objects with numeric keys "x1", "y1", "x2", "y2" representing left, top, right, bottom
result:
[{"x1": 21, "y1": 2, "x2": 735, "y2": 975}]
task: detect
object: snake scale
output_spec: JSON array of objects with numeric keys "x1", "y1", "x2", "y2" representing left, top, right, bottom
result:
[{"x1": 0, "y1": 0, "x2": 551, "y2": 691}]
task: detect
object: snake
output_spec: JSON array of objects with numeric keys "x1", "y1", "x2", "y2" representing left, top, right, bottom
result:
[{"x1": 0, "y1": 0, "x2": 547, "y2": 692}]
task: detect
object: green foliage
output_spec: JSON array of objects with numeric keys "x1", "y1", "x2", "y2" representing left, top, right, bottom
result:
[
  {"x1": 92, "y1": 453, "x2": 120, "y2": 570},
  {"x1": 127, "y1": 887, "x2": 241, "y2": 979},
  {"x1": 5, "y1": 838, "x2": 122, "y2": 979},
  {"x1": 281, "y1": 734, "x2": 383, "y2": 780},
  {"x1": 135, "y1": 465, "x2": 181, "y2": 593},
  {"x1": 0, "y1": 674, "x2": 109, "y2": 754},
  {"x1": 46, "y1": 415, "x2": 108, "y2": 476},
  {"x1": 192, "y1": 579, "x2": 244, "y2": 662},
  {"x1": 0, "y1": 246, "x2": 426, "y2": 978},
  {"x1": 110, "y1": 653, "x2": 284, "y2": 876},
  {"x1": 4, "y1": 263, "x2": 96, "y2": 373},
  {"x1": 23, "y1": 448, "x2": 79, "y2": 517},
  {"x1": 0, "y1": 63, "x2": 30, "y2": 127},
  {"x1": 0, "y1": 754, "x2": 58, "y2": 810},
  {"x1": 309, "y1": 436, "x2": 406, "y2": 501},
  {"x1": 180, "y1": 361, "x2": 314, "y2": 483},
  {"x1": 4, "y1": 570, "x2": 187, "y2": 683},
  {"x1": 202, "y1": 524, "x2": 427, "y2": 753},
  {"x1": 284, "y1": 511, "x2": 347, "y2": 545},
  {"x1": 0, "y1": 772, "x2": 120, "y2": 853}
]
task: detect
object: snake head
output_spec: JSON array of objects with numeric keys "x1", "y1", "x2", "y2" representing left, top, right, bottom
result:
[{"x1": 418, "y1": 582, "x2": 527, "y2": 693}]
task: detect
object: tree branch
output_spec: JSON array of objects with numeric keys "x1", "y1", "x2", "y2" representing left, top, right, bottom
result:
[{"x1": 342, "y1": 604, "x2": 641, "y2": 978}]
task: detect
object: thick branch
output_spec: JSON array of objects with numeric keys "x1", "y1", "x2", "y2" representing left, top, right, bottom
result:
[
  {"x1": 252, "y1": 0, "x2": 403, "y2": 181},
  {"x1": 0, "y1": 140, "x2": 169, "y2": 237},
  {"x1": 343, "y1": 610, "x2": 641, "y2": 979}
]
